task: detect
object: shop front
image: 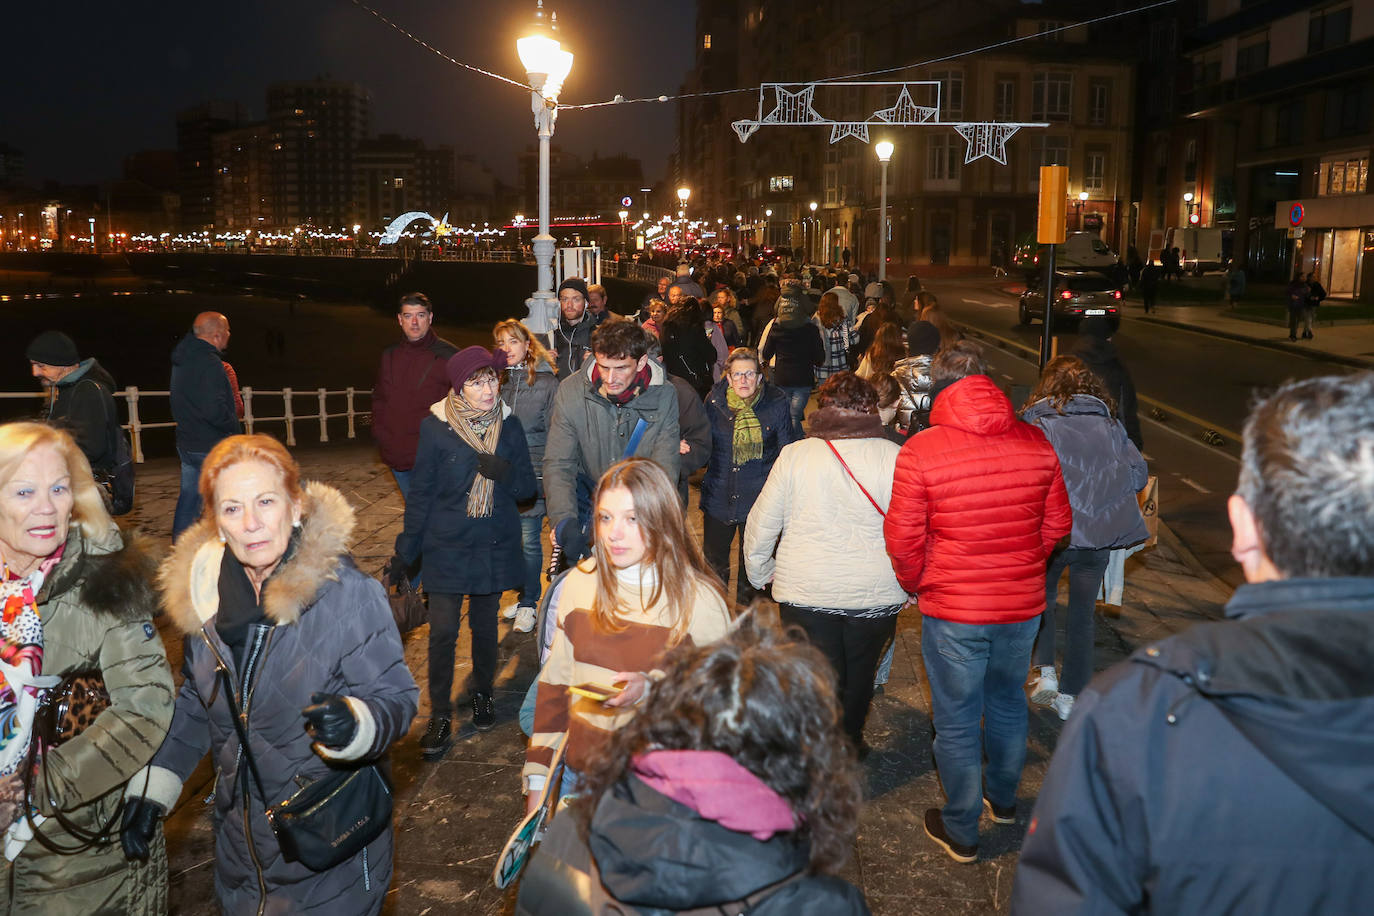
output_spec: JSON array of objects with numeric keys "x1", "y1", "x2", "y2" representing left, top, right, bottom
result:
[{"x1": 1275, "y1": 196, "x2": 1374, "y2": 301}]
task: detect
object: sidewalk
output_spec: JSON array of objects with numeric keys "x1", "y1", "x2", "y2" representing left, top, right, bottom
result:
[{"x1": 134, "y1": 441, "x2": 1235, "y2": 916}]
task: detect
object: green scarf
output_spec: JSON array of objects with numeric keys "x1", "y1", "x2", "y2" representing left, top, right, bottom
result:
[
  {"x1": 444, "y1": 391, "x2": 504, "y2": 518},
  {"x1": 727, "y1": 387, "x2": 764, "y2": 465}
]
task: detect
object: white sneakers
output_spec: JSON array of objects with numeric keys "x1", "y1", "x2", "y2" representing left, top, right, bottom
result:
[
  {"x1": 501, "y1": 602, "x2": 520, "y2": 620},
  {"x1": 1029, "y1": 665, "x2": 1059, "y2": 706},
  {"x1": 513, "y1": 606, "x2": 537, "y2": 634},
  {"x1": 1052, "y1": 692, "x2": 1076, "y2": 721}
]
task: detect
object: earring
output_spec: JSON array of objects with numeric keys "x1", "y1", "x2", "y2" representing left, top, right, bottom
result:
[
  {"x1": 292, "y1": 518, "x2": 302, "y2": 528},
  {"x1": 217, "y1": 532, "x2": 227, "y2": 544}
]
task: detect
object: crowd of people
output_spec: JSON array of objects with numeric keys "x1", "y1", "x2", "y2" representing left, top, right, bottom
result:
[{"x1": 8, "y1": 257, "x2": 1374, "y2": 914}]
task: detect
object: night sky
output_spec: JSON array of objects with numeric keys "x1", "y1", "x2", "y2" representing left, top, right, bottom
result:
[{"x1": 10, "y1": 0, "x2": 696, "y2": 186}]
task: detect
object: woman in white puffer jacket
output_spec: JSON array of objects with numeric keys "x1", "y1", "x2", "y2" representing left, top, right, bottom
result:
[{"x1": 744, "y1": 371, "x2": 905, "y2": 754}]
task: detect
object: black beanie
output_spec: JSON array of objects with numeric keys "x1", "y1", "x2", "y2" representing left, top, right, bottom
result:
[
  {"x1": 26, "y1": 331, "x2": 80, "y2": 366},
  {"x1": 557, "y1": 277, "x2": 589, "y2": 301},
  {"x1": 907, "y1": 320, "x2": 941, "y2": 356}
]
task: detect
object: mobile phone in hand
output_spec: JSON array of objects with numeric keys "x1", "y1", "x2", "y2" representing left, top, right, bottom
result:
[{"x1": 568, "y1": 682, "x2": 623, "y2": 703}]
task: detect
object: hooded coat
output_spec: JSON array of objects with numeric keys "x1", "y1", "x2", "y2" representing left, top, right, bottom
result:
[
  {"x1": 516, "y1": 772, "x2": 870, "y2": 916},
  {"x1": 169, "y1": 333, "x2": 240, "y2": 454},
  {"x1": 1013, "y1": 578, "x2": 1374, "y2": 915},
  {"x1": 142, "y1": 484, "x2": 418, "y2": 916},
  {"x1": 394, "y1": 402, "x2": 536, "y2": 594},
  {"x1": 760, "y1": 296, "x2": 824, "y2": 389},
  {"x1": 542, "y1": 359, "x2": 681, "y2": 531},
  {"x1": 4, "y1": 526, "x2": 173, "y2": 916},
  {"x1": 42, "y1": 359, "x2": 120, "y2": 473},
  {"x1": 1071, "y1": 322, "x2": 1141, "y2": 449},
  {"x1": 885, "y1": 375, "x2": 1072, "y2": 621}
]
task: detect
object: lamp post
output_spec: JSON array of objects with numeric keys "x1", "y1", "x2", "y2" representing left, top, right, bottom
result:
[
  {"x1": 676, "y1": 187, "x2": 690, "y2": 250},
  {"x1": 808, "y1": 201, "x2": 818, "y2": 263},
  {"x1": 1076, "y1": 190, "x2": 1089, "y2": 230},
  {"x1": 764, "y1": 208, "x2": 772, "y2": 250},
  {"x1": 618, "y1": 209, "x2": 629, "y2": 252},
  {"x1": 875, "y1": 140, "x2": 893, "y2": 282},
  {"x1": 517, "y1": 1, "x2": 574, "y2": 336}
]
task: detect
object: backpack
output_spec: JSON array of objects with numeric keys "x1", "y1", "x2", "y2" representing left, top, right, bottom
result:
[{"x1": 95, "y1": 384, "x2": 136, "y2": 515}]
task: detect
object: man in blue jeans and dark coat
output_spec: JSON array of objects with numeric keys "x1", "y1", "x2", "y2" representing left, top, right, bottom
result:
[
  {"x1": 884, "y1": 341, "x2": 1071, "y2": 864},
  {"x1": 170, "y1": 311, "x2": 240, "y2": 538}
]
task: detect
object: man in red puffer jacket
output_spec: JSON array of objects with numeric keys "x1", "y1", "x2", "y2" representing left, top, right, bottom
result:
[{"x1": 884, "y1": 340, "x2": 1071, "y2": 865}]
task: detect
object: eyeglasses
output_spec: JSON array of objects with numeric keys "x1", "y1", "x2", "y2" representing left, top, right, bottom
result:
[
  {"x1": 463, "y1": 376, "x2": 500, "y2": 390},
  {"x1": 729, "y1": 370, "x2": 759, "y2": 381}
]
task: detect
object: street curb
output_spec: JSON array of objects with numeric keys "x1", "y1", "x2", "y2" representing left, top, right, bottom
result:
[{"x1": 1130, "y1": 314, "x2": 1374, "y2": 370}]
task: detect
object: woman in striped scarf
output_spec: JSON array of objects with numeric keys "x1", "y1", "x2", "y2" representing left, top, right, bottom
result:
[{"x1": 394, "y1": 347, "x2": 535, "y2": 757}]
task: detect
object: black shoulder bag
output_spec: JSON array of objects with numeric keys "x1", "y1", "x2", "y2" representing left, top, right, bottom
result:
[{"x1": 215, "y1": 666, "x2": 393, "y2": 871}]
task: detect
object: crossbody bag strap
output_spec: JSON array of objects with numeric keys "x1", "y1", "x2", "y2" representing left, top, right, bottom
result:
[
  {"x1": 825, "y1": 440, "x2": 885, "y2": 518},
  {"x1": 622, "y1": 417, "x2": 648, "y2": 459},
  {"x1": 215, "y1": 664, "x2": 271, "y2": 806}
]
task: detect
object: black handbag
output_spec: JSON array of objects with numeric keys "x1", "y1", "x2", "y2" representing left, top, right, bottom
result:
[{"x1": 216, "y1": 667, "x2": 392, "y2": 872}]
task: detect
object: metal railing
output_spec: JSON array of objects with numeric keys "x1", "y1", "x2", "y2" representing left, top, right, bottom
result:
[
  {"x1": 622, "y1": 262, "x2": 675, "y2": 284},
  {"x1": 0, "y1": 387, "x2": 373, "y2": 462}
]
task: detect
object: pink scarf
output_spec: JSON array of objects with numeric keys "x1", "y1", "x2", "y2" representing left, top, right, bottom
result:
[{"x1": 631, "y1": 749, "x2": 798, "y2": 840}]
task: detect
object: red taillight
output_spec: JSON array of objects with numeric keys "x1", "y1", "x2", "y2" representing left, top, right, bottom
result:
[
  {"x1": 1113, "y1": 289, "x2": 1122, "y2": 299},
  {"x1": 1060, "y1": 290, "x2": 1073, "y2": 300}
]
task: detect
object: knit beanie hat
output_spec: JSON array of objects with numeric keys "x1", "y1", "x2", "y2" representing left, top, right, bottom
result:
[
  {"x1": 907, "y1": 320, "x2": 941, "y2": 356},
  {"x1": 26, "y1": 331, "x2": 80, "y2": 366},
  {"x1": 446, "y1": 346, "x2": 507, "y2": 391},
  {"x1": 557, "y1": 278, "x2": 589, "y2": 301}
]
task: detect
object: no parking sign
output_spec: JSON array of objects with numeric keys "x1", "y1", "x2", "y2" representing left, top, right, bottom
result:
[{"x1": 1289, "y1": 202, "x2": 1304, "y2": 227}]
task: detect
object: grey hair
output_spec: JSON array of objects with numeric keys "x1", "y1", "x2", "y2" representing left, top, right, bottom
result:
[
  {"x1": 725, "y1": 347, "x2": 760, "y2": 371},
  {"x1": 930, "y1": 340, "x2": 988, "y2": 382},
  {"x1": 1236, "y1": 372, "x2": 1374, "y2": 577}
]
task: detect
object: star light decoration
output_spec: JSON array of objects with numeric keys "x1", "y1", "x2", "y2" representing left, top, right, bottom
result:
[{"x1": 731, "y1": 81, "x2": 1046, "y2": 165}]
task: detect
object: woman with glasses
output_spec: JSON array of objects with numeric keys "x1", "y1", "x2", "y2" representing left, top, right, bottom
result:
[
  {"x1": 394, "y1": 347, "x2": 535, "y2": 757},
  {"x1": 700, "y1": 349, "x2": 796, "y2": 607}
]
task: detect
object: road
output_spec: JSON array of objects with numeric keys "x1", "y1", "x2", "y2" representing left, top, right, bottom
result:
[{"x1": 929, "y1": 276, "x2": 1364, "y2": 590}]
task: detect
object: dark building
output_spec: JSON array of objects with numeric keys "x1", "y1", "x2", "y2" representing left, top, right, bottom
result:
[
  {"x1": 213, "y1": 123, "x2": 274, "y2": 231},
  {"x1": 123, "y1": 150, "x2": 179, "y2": 192},
  {"x1": 265, "y1": 79, "x2": 371, "y2": 229},
  {"x1": 0, "y1": 143, "x2": 23, "y2": 189},
  {"x1": 355, "y1": 134, "x2": 455, "y2": 230},
  {"x1": 177, "y1": 101, "x2": 247, "y2": 230}
]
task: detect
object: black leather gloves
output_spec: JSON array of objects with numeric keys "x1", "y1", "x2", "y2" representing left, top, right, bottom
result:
[
  {"x1": 301, "y1": 692, "x2": 358, "y2": 749},
  {"x1": 120, "y1": 798, "x2": 165, "y2": 861},
  {"x1": 477, "y1": 453, "x2": 512, "y2": 482}
]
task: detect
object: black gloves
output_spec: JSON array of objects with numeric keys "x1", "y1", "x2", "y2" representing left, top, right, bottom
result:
[
  {"x1": 477, "y1": 453, "x2": 512, "y2": 482},
  {"x1": 301, "y1": 692, "x2": 358, "y2": 749},
  {"x1": 386, "y1": 554, "x2": 408, "y2": 589},
  {"x1": 554, "y1": 519, "x2": 590, "y2": 564},
  {"x1": 121, "y1": 798, "x2": 165, "y2": 861}
]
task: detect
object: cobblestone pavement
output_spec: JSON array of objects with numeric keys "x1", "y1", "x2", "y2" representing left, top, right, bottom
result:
[{"x1": 128, "y1": 440, "x2": 1233, "y2": 915}]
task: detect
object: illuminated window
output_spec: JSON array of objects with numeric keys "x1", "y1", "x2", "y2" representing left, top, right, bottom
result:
[
  {"x1": 768, "y1": 175, "x2": 794, "y2": 191},
  {"x1": 703, "y1": 33, "x2": 711, "y2": 49},
  {"x1": 1319, "y1": 155, "x2": 1368, "y2": 196},
  {"x1": 393, "y1": 178, "x2": 405, "y2": 189}
]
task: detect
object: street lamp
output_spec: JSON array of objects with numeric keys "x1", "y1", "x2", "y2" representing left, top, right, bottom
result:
[
  {"x1": 875, "y1": 140, "x2": 894, "y2": 282},
  {"x1": 1077, "y1": 190, "x2": 1089, "y2": 230},
  {"x1": 677, "y1": 187, "x2": 690, "y2": 248},
  {"x1": 808, "y1": 201, "x2": 818, "y2": 263},
  {"x1": 764, "y1": 208, "x2": 772, "y2": 248},
  {"x1": 517, "y1": 0, "x2": 574, "y2": 336},
  {"x1": 618, "y1": 209, "x2": 629, "y2": 252}
]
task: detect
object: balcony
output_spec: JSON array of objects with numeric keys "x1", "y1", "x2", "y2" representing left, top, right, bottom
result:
[{"x1": 1183, "y1": 36, "x2": 1374, "y2": 117}]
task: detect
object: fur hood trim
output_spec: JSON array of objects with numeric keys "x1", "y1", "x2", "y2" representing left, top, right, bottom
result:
[
  {"x1": 159, "y1": 481, "x2": 357, "y2": 635},
  {"x1": 39, "y1": 525, "x2": 163, "y2": 623}
]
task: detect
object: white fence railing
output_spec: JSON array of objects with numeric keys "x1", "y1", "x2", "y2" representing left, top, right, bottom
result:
[
  {"x1": 0, "y1": 387, "x2": 373, "y2": 462},
  {"x1": 622, "y1": 262, "x2": 675, "y2": 284}
]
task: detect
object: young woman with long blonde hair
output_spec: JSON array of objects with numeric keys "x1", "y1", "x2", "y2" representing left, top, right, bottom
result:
[
  {"x1": 521, "y1": 457, "x2": 731, "y2": 812},
  {"x1": 494, "y1": 319, "x2": 559, "y2": 631}
]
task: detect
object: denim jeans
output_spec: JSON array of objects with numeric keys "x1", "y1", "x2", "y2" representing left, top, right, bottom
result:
[
  {"x1": 1035, "y1": 547, "x2": 1110, "y2": 696},
  {"x1": 922, "y1": 614, "x2": 1040, "y2": 846},
  {"x1": 391, "y1": 467, "x2": 412, "y2": 499},
  {"x1": 172, "y1": 448, "x2": 209, "y2": 540},
  {"x1": 519, "y1": 504, "x2": 547, "y2": 608},
  {"x1": 779, "y1": 385, "x2": 811, "y2": 439}
]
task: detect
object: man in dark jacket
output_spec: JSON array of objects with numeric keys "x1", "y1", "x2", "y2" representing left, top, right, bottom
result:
[
  {"x1": 1072, "y1": 317, "x2": 1142, "y2": 448},
  {"x1": 372, "y1": 292, "x2": 459, "y2": 497},
  {"x1": 170, "y1": 312, "x2": 239, "y2": 538},
  {"x1": 544, "y1": 321, "x2": 681, "y2": 562},
  {"x1": 1013, "y1": 371, "x2": 1374, "y2": 914},
  {"x1": 550, "y1": 278, "x2": 596, "y2": 378},
  {"x1": 885, "y1": 341, "x2": 1071, "y2": 865},
  {"x1": 26, "y1": 330, "x2": 120, "y2": 474}
]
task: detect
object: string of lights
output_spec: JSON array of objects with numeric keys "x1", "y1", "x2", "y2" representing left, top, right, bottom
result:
[{"x1": 348, "y1": 0, "x2": 1177, "y2": 112}]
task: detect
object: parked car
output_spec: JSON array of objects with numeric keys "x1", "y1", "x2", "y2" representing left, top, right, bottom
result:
[{"x1": 1019, "y1": 270, "x2": 1122, "y2": 331}]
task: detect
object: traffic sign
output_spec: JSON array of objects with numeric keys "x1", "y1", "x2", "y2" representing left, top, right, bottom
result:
[
  {"x1": 1289, "y1": 202, "x2": 1304, "y2": 227},
  {"x1": 620, "y1": 196, "x2": 633, "y2": 208}
]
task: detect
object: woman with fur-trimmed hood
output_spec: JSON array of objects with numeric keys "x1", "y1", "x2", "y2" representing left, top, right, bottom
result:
[
  {"x1": 0, "y1": 422, "x2": 172, "y2": 916},
  {"x1": 122, "y1": 435, "x2": 417, "y2": 916}
]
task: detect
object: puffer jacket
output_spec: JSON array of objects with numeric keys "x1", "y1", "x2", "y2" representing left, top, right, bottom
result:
[
  {"x1": 395, "y1": 403, "x2": 536, "y2": 595},
  {"x1": 500, "y1": 365, "x2": 558, "y2": 502},
  {"x1": 1022, "y1": 395, "x2": 1149, "y2": 549},
  {"x1": 885, "y1": 375, "x2": 1072, "y2": 622},
  {"x1": 891, "y1": 354, "x2": 934, "y2": 434},
  {"x1": 700, "y1": 378, "x2": 795, "y2": 525},
  {"x1": 743, "y1": 415, "x2": 905, "y2": 612},
  {"x1": 542, "y1": 359, "x2": 681, "y2": 530},
  {"x1": 1013, "y1": 578, "x2": 1374, "y2": 915},
  {"x1": 517, "y1": 772, "x2": 870, "y2": 916},
  {"x1": 142, "y1": 484, "x2": 418, "y2": 916},
  {"x1": 4, "y1": 526, "x2": 173, "y2": 916}
]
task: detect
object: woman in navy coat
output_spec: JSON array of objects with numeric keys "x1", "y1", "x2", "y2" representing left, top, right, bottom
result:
[{"x1": 395, "y1": 346, "x2": 535, "y2": 756}]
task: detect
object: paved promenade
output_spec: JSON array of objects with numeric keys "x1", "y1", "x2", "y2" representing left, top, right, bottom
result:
[{"x1": 124, "y1": 439, "x2": 1235, "y2": 915}]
